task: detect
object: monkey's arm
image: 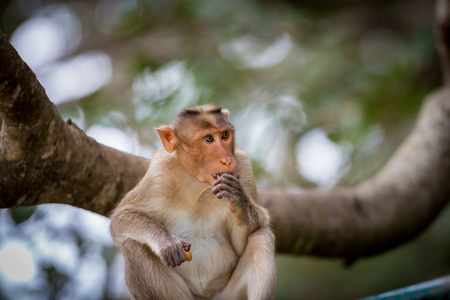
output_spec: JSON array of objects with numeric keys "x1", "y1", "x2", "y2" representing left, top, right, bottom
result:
[{"x1": 110, "y1": 207, "x2": 189, "y2": 268}]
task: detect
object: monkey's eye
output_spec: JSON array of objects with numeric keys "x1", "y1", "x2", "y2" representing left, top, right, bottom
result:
[
  {"x1": 221, "y1": 131, "x2": 230, "y2": 140},
  {"x1": 204, "y1": 135, "x2": 214, "y2": 143}
]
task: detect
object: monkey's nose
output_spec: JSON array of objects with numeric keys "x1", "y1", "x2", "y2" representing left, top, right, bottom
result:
[{"x1": 221, "y1": 156, "x2": 233, "y2": 166}]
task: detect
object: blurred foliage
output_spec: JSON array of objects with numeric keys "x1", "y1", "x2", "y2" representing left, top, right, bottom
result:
[
  {"x1": 9, "y1": 207, "x2": 37, "y2": 225},
  {"x1": 0, "y1": 0, "x2": 447, "y2": 299}
]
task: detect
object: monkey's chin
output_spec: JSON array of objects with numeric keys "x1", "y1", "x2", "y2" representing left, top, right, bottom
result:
[{"x1": 194, "y1": 174, "x2": 215, "y2": 185}]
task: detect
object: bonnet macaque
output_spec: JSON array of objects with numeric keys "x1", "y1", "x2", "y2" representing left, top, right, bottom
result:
[{"x1": 110, "y1": 105, "x2": 276, "y2": 300}]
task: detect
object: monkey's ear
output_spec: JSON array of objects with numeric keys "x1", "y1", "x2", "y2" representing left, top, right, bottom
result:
[
  {"x1": 155, "y1": 126, "x2": 177, "y2": 153},
  {"x1": 222, "y1": 108, "x2": 230, "y2": 118}
]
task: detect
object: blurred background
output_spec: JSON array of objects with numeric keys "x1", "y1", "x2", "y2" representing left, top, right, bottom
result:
[{"x1": 0, "y1": 0, "x2": 449, "y2": 299}]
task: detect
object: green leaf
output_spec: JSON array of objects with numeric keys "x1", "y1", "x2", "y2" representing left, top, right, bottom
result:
[{"x1": 9, "y1": 207, "x2": 37, "y2": 225}]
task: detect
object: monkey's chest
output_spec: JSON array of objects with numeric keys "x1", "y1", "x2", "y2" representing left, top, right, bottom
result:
[{"x1": 166, "y1": 211, "x2": 239, "y2": 297}]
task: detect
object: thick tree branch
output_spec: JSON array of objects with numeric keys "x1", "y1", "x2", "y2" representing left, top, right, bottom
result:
[
  {"x1": 0, "y1": 30, "x2": 149, "y2": 215},
  {"x1": 260, "y1": 88, "x2": 450, "y2": 260},
  {"x1": 1, "y1": 0, "x2": 450, "y2": 261}
]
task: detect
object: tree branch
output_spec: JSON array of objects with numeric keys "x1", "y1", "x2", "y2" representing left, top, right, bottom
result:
[
  {"x1": 1, "y1": 0, "x2": 449, "y2": 261},
  {"x1": 260, "y1": 88, "x2": 450, "y2": 261},
  {"x1": 0, "y1": 30, "x2": 149, "y2": 215}
]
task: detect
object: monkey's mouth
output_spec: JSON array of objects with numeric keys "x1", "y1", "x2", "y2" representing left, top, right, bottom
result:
[
  {"x1": 212, "y1": 173, "x2": 239, "y2": 180},
  {"x1": 212, "y1": 173, "x2": 225, "y2": 180}
]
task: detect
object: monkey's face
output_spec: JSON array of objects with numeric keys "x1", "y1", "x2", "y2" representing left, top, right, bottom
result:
[
  {"x1": 156, "y1": 106, "x2": 238, "y2": 184},
  {"x1": 178, "y1": 128, "x2": 237, "y2": 184}
]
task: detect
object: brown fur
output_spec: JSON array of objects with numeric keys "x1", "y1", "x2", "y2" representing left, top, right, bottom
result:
[{"x1": 110, "y1": 105, "x2": 276, "y2": 300}]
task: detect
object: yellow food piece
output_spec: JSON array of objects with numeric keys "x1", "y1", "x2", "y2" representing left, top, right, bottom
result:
[{"x1": 183, "y1": 249, "x2": 192, "y2": 261}]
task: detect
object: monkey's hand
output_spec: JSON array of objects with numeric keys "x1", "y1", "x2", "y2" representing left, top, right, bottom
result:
[
  {"x1": 156, "y1": 237, "x2": 191, "y2": 268},
  {"x1": 212, "y1": 173, "x2": 249, "y2": 214}
]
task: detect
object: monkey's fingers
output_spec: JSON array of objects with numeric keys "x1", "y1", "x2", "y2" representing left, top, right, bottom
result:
[
  {"x1": 180, "y1": 240, "x2": 191, "y2": 252},
  {"x1": 183, "y1": 249, "x2": 192, "y2": 261}
]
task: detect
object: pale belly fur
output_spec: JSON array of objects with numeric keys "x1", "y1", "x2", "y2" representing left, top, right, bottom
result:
[{"x1": 165, "y1": 207, "x2": 239, "y2": 297}]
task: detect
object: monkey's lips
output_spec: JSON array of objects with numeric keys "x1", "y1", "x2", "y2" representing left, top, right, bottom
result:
[{"x1": 212, "y1": 173, "x2": 239, "y2": 180}]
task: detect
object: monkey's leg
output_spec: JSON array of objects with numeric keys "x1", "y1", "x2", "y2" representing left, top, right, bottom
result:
[
  {"x1": 122, "y1": 239, "x2": 194, "y2": 300},
  {"x1": 220, "y1": 228, "x2": 277, "y2": 300}
]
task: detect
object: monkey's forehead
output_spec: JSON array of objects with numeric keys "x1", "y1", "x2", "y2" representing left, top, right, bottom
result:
[{"x1": 173, "y1": 113, "x2": 233, "y2": 130}]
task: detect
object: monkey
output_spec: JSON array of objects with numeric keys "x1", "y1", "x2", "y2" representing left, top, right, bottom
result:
[{"x1": 110, "y1": 104, "x2": 276, "y2": 300}]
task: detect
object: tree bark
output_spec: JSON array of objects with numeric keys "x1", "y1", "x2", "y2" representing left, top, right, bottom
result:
[
  {"x1": 1, "y1": 0, "x2": 450, "y2": 262},
  {"x1": 0, "y1": 30, "x2": 149, "y2": 215}
]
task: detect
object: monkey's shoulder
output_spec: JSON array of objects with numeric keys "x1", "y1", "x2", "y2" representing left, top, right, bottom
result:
[
  {"x1": 116, "y1": 148, "x2": 179, "y2": 208},
  {"x1": 150, "y1": 147, "x2": 178, "y2": 168},
  {"x1": 144, "y1": 148, "x2": 181, "y2": 183},
  {"x1": 234, "y1": 146, "x2": 249, "y2": 160},
  {"x1": 234, "y1": 147, "x2": 252, "y2": 168}
]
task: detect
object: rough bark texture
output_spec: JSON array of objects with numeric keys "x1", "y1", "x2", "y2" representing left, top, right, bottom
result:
[
  {"x1": 1, "y1": 0, "x2": 450, "y2": 261},
  {"x1": 0, "y1": 31, "x2": 149, "y2": 215}
]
